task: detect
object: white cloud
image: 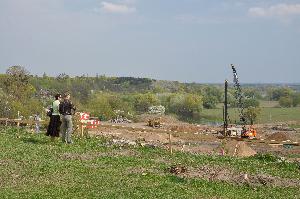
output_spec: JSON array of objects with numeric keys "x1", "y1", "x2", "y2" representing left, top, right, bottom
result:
[
  {"x1": 175, "y1": 14, "x2": 242, "y2": 25},
  {"x1": 100, "y1": 1, "x2": 136, "y2": 14},
  {"x1": 249, "y1": 3, "x2": 300, "y2": 17}
]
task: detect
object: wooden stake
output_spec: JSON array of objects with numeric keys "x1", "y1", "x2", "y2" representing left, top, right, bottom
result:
[
  {"x1": 17, "y1": 121, "x2": 20, "y2": 133},
  {"x1": 80, "y1": 123, "x2": 84, "y2": 137},
  {"x1": 169, "y1": 132, "x2": 173, "y2": 154}
]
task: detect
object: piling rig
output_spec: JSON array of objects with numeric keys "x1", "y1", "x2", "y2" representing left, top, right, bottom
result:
[
  {"x1": 231, "y1": 64, "x2": 247, "y2": 125},
  {"x1": 222, "y1": 64, "x2": 256, "y2": 138}
]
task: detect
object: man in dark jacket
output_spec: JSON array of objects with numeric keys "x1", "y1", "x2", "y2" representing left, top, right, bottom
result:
[{"x1": 59, "y1": 93, "x2": 76, "y2": 144}]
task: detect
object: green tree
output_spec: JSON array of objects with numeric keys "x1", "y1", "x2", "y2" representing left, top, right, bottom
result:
[
  {"x1": 244, "y1": 107, "x2": 261, "y2": 125},
  {"x1": 85, "y1": 93, "x2": 113, "y2": 120},
  {"x1": 3, "y1": 66, "x2": 35, "y2": 101},
  {"x1": 134, "y1": 93, "x2": 159, "y2": 112},
  {"x1": 1, "y1": 66, "x2": 43, "y2": 118},
  {"x1": 291, "y1": 93, "x2": 300, "y2": 107},
  {"x1": 202, "y1": 86, "x2": 222, "y2": 109},
  {"x1": 0, "y1": 89, "x2": 12, "y2": 118},
  {"x1": 169, "y1": 93, "x2": 203, "y2": 119},
  {"x1": 279, "y1": 96, "x2": 293, "y2": 108},
  {"x1": 12, "y1": 99, "x2": 43, "y2": 118},
  {"x1": 269, "y1": 87, "x2": 293, "y2": 101},
  {"x1": 243, "y1": 98, "x2": 260, "y2": 108},
  {"x1": 243, "y1": 88, "x2": 262, "y2": 99},
  {"x1": 70, "y1": 80, "x2": 90, "y2": 102},
  {"x1": 203, "y1": 95, "x2": 218, "y2": 109},
  {"x1": 108, "y1": 94, "x2": 134, "y2": 114},
  {"x1": 227, "y1": 86, "x2": 259, "y2": 109}
]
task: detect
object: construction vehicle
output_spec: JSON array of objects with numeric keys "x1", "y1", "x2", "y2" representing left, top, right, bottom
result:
[
  {"x1": 223, "y1": 64, "x2": 256, "y2": 138},
  {"x1": 226, "y1": 125, "x2": 257, "y2": 138},
  {"x1": 147, "y1": 117, "x2": 162, "y2": 128}
]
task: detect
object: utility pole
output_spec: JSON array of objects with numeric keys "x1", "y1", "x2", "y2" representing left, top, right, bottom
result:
[{"x1": 224, "y1": 80, "x2": 228, "y2": 136}]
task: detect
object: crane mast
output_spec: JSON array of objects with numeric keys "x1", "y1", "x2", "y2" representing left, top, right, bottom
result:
[
  {"x1": 231, "y1": 64, "x2": 247, "y2": 126},
  {"x1": 222, "y1": 64, "x2": 256, "y2": 138}
]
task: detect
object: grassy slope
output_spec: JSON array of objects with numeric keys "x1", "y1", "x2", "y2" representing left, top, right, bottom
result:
[{"x1": 0, "y1": 128, "x2": 299, "y2": 199}]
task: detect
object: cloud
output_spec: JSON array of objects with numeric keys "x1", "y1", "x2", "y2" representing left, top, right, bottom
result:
[
  {"x1": 249, "y1": 3, "x2": 300, "y2": 17},
  {"x1": 100, "y1": 1, "x2": 136, "y2": 14},
  {"x1": 175, "y1": 14, "x2": 242, "y2": 25}
]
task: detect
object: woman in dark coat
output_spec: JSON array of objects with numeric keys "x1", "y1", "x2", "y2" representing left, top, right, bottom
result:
[{"x1": 46, "y1": 94, "x2": 62, "y2": 140}]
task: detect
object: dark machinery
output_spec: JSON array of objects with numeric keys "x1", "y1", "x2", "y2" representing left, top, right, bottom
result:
[
  {"x1": 231, "y1": 64, "x2": 247, "y2": 125},
  {"x1": 223, "y1": 64, "x2": 256, "y2": 138}
]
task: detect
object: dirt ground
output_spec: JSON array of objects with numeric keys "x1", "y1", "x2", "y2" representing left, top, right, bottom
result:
[
  {"x1": 88, "y1": 118, "x2": 300, "y2": 159},
  {"x1": 178, "y1": 165, "x2": 300, "y2": 187}
]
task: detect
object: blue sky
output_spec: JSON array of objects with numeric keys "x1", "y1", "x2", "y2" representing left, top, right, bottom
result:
[{"x1": 0, "y1": 0, "x2": 300, "y2": 83}]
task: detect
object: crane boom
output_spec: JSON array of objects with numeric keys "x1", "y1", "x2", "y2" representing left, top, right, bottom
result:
[{"x1": 231, "y1": 64, "x2": 247, "y2": 125}]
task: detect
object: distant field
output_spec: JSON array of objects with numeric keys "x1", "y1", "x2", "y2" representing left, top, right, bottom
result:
[
  {"x1": 201, "y1": 107, "x2": 300, "y2": 124},
  {"x1": 259, "y1": 100, "x2": 279, "y2": 108},
  {"x1": 216, "y1": 101, "x2": 279, "y2": 109}
]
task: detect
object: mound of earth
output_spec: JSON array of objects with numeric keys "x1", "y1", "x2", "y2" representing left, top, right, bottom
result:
[
  {"x1": 222, "y1": 140, "x2": 256, "y2": 157},
  {"x1": 166, "y1": 124, "x2": 204, "y2": 133},
  {"x1": 267, "y1": 132, "x2": 291, "y2": 141}
]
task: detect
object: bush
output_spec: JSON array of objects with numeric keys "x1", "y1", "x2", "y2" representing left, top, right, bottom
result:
[
  {"x1": 279, "y1": 96, "x2": 293, "y2": 108},
  {"x1": 203, "y1": 95, "x2": 218, "y2": 109},
  {"x1": 244, "y1": 106, "x2": 261, "y2": 125},
  {"x1": 85, "y1": 93, "x2": 114, "y2": 119},
  {"x1": 243, "y1": 98, "x2": 260, "y2": 108},
  {"x1": 292, "y1": 93, "x2": 300, "y2": 107},
  {"x1": 169, "y1": 93, "x2": 203, "y2": 119},
  {"x1": 202, "y1": 86, "x2": 222, "y2": 109},
  {"x1": 133, "y1": 93, "x2": 159, "y2": 113},
  {"x1": 268, "y1": 87, "x2": 293, "y2": 101}
]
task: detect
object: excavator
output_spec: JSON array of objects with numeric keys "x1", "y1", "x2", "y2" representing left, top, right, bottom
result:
[
  {"x1": 148, "y1": 117, "x2": 162, "y2": 128},
  {"x1": 223, "y1": 64, "x2": 257, "y2": 138}
]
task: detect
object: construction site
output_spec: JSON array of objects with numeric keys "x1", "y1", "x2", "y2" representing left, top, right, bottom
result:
[
  {"x1": 82, "y1": 65, "x2": 300, "y2": 162},
  {"x1": 87, "y1": 116, "x2": 300, "y2": 159}
]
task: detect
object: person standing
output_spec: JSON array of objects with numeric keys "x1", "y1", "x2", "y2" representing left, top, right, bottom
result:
[
  {"x1": 46, "y1": 94, "x2": 62, "y2": 141},
  {"x1": 59, "y1": 93, "x2": 76, "y2": 144}
]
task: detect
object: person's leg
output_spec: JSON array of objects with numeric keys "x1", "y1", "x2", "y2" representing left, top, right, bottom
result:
[
  {"x1": 46, "y1": 117, "x2": 53, "y2": 136},
  {"x1": 65, "y1": 115, "x2": 73, "y2": 144},
  {"x1": 61, "y1": 116, "x2": 67, "y2": 142},
  {"x1": 55, "y1": 115, "x2": 62, "y2": 137}
]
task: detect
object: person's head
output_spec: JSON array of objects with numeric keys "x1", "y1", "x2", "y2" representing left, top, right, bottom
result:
[
  {"x1": 63, "y1": 92, "x2": 71, "y2": 100},
  {"x1": 55, "y1": 94, "x2": 62, "y2": 100}
]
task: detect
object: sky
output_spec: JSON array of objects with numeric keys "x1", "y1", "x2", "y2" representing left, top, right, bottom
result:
[{"x1": 0, "y1": 0, "x2": 300, "y2": 83}]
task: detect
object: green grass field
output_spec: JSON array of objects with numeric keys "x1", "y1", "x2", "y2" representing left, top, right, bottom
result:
[
  {"x1": 0, "y1": 127, "x2": 299, "y2": 199},
  {"x1": 259, "y1": 100, "x2": 279, "y2": 108},
  {"x1": 201, "y1": 107, "x2": 300, "y2": 124}
]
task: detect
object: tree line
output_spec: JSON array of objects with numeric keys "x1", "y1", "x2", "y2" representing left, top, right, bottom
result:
[{"x1": 0, "y1": 66, "x2": 299, "y2": 123}]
